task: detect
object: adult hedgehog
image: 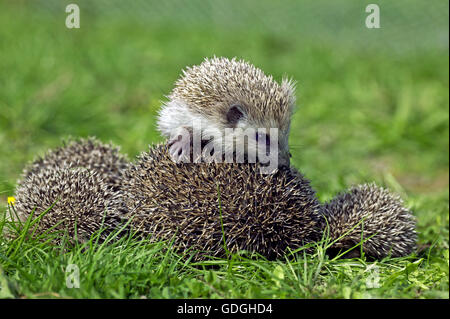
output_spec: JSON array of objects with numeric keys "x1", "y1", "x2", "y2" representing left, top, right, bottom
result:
[{"x1": 121, "y1": 144, "x2": 323, "y2": 260}]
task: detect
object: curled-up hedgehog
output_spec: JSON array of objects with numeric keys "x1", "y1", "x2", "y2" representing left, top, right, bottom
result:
[
  {"x1": 122, "y1": 144, "x2": 324, "y2": 260},
  {"x1": 11, "y1": 165, "x2": 124, "y2": 243},
  {"x1": 321, "y1": 184, "x2": 417, "y2": 259},
  {"x1": 8, "y1": 138, "x2": 129, "y2": 242}
]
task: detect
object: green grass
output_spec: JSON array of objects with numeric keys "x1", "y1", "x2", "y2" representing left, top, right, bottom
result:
[
  {"x1": 1, "y1": 201, "x2": 448, "y2": 299},
  {"x1": 0, "y1": 1, "x2": 448, "y2": 298}
]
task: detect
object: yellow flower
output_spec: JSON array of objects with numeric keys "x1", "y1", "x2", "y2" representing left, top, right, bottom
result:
[{"x1": 7, "y1": 196, "x2": 15, "y2": 205}]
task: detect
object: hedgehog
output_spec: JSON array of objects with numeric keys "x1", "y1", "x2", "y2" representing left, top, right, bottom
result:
[
  {"x1": 18, "y1": 137, "x2": 129, "y2": 191},
  {"x1": 321, "y1": 184, "x2": 417, "y2": 259},
  {"x1": 11, "y1": 165, "x2": 125, "y2": 243},
  {"x1": 157, "y1": 57, "x2": 296, "y2": 169},
  {"x1": 8, "y1": 138, "x2": 129, "y2": 242},
  {"x1": 121, "y1": 143, "x2": 324, "y2": 260}
]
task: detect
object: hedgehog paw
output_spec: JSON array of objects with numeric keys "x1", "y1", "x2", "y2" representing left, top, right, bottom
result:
[{"x1": 168, "y1": 134, "x2": 191, "y2": 163}]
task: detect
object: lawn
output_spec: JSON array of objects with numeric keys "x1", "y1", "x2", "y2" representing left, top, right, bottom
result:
[{"x1": 0, "y1": 0, "x2": 448, "y2": 298}]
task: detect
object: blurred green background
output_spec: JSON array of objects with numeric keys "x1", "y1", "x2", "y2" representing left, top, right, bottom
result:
[{"x1": 0, "y1": 0, "x2": 448, "y2": 202}]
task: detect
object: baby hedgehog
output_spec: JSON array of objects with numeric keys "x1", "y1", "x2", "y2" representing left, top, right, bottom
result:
[
  {"x1": 157, "y1": 57, "x2": 296, "y2": 168},
  {"x1": 321, "y1": 184, "x2": 417, "y2": 259},
  {"x1": 12, "y1": 166, "x2": 124, "y2": 243},
  {"x1": 122, "y1": 144, "x2": 323, "y2": 260},
  {"x1": 9, "y1": 138, "x2": 129, "y2": 242}
]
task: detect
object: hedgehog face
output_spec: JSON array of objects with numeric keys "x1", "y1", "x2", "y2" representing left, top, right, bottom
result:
[
  {"x1": 222, "y1": 101, "x2": 292, "y2": 169},
  {"x1": 158, "y1": 57, "x2": 296, "y2": 168}
]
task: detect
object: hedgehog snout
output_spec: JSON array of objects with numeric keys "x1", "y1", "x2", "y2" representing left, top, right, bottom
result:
[{"x1": 278, "y1": 151, "x2": 290, "y2": 168}]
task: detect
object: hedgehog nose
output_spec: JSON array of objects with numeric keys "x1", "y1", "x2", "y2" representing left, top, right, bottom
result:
[{"x1": 278, "y1": 153, "x2": 290, "y2": 168}]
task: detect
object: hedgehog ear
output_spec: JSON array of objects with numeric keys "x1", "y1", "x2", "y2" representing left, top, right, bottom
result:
[{"x1": 226, "y1": 104, "x2": 245, "y2": 125}]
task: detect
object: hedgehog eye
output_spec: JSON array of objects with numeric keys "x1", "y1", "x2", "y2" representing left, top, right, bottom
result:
[
  {"x1": 226, "y1": 104, "x2": 245, "y2": 125},
  {"x1": 256, "y1": 132, "x2": 270, "y2": 147}
]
